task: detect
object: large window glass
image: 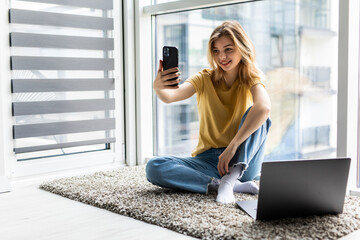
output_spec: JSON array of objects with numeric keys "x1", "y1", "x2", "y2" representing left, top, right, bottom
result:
[{"x1": 154, "y1": 0, "x2": 338, "y2": 160}]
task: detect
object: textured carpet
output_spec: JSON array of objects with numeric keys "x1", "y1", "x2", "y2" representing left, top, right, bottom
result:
[{"x1": 40, "y1": 165, "x2": 360, "y2": 240}]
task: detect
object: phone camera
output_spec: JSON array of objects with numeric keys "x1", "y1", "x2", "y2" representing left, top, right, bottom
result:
[{"x1": 164, "y1": 47, "x2": 170, "y2": 57}]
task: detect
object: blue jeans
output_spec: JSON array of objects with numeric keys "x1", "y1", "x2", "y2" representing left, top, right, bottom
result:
[{"x1": 146, "y1": 107, "x2": 272, "y2": 194}]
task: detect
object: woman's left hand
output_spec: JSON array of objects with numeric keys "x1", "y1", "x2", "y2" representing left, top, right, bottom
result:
[{"x1": 217, "y1": 143, "x2": 237, "y2": 176}]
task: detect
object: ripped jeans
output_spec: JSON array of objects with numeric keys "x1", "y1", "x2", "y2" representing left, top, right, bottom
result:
[{"x1": 146, "y1": 107, "x2": 272, "y2": 194}]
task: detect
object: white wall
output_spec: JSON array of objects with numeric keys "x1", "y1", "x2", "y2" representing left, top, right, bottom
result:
[{"x1": 0, "y1": 0, "x2": 15, "y2": 185}]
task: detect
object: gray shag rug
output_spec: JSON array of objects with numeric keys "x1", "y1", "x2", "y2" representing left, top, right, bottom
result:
[{"x1": 40, "y1": 165, "x2": 360, "y2": 240}]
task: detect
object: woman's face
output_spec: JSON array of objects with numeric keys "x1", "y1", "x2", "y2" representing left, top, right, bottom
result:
[{"x1": 212, "y1": 36, "x2": 242, "y2": 74}]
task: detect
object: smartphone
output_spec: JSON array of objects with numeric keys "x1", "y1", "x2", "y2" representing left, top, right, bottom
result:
[{"x1": 163, "y1": 46, "x2": 179, "y2": 86}]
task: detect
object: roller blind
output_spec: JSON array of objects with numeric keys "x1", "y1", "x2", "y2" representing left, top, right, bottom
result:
[{"x1": 9, "y1": 0, "x2": 116, "y2": 160}]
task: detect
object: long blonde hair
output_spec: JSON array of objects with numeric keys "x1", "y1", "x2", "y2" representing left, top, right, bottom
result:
[{"x1": 207, "y1": 21, "x2": 263, "y2": 87}]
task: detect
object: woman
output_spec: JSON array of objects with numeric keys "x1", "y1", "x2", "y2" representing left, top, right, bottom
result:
[{"x1": 146, "y1": 21, "x2": 272, "y2": 204}]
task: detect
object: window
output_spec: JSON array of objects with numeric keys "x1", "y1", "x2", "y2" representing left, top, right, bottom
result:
[
  {"x1": 9, "y1": 0, "x2": 123, "y2": 162},
  {"x1": 153, "y1": 0, "x2": 338, "y2": 160}
]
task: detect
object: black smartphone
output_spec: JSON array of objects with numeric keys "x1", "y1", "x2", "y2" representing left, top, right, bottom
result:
[{"x1": 163, "y1": 46, "x2": 179, "y2": 86}]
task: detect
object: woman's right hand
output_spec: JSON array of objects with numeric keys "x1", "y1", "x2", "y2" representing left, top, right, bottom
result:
[{"x1": 153, "y1": 60, "x2": 181, "y2": 91}]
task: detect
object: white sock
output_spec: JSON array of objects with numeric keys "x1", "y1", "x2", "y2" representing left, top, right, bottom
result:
[
  {"x1": 233, "y1": 181, "x2": 259, "y2": 194},
  {"x1": 208, "y1": 179, "x2": 258, "y2": 194},
  {"x1": 216, "y1": 165, "x2": 243, "y2": 204}
]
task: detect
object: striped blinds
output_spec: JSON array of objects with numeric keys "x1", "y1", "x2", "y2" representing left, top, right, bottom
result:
[{"x1": 9, "y1": 0, "x2": 116, "y2": 159}]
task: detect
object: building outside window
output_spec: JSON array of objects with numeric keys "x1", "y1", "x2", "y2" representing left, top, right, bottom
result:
[{"x1": 154, "y1": 0, "x2": 338, "y2": 161}]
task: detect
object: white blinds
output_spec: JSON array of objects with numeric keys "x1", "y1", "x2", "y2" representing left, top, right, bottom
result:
[{"x1": 9, "y1": 0, "x2": 116, "y2": 159}]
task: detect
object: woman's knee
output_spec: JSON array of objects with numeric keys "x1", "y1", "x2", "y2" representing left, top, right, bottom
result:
[
  {"x1": 145, "y1": 158, "x2": 157, "y2": 182},
  {"x1": 145, "y1": 157, "x2": 166, "y2": 183}
]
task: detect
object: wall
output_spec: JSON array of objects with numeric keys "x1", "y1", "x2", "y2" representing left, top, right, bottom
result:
[{"x1": 0, "y1": 0, "x2": 15, "y2": 185}]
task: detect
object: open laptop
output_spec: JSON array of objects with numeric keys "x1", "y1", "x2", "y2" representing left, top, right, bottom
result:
[{"x1": 236, "y1": 158, "x2": 350, "y2": 220}]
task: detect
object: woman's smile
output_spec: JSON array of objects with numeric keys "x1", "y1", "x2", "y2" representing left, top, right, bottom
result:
[{"x1": 220, "y1": 60, "x2": 232, "y2": 68}]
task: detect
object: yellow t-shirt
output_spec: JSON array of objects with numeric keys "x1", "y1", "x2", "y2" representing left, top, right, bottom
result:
[{"x1": 186, "y1": 69, "x2": 263, "y2": 157}]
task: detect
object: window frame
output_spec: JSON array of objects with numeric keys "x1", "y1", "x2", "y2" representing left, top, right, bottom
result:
[
  {"x1": 123, "y1": 0, "x2": 138, "y2": 166},
  {"x1": 133, "y1": 0, "x2": 154, "y2": 165},
  {"x1": 337, "y1": 0, "x2": 360, "y2": 191},
  {"x1": 137, "y1": 0, "x2": 360, "y2": 191}
]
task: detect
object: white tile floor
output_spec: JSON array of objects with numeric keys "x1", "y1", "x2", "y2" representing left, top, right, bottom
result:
[
  {"x1": 0, "y1": 179, "x2": 194, "y2": 240},
  {"x1": 0, "y1": 167, "x2": 359, "y2": 240}
]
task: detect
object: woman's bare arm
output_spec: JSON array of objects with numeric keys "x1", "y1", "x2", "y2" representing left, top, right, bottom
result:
[
  {"x1": 217, "y1": 84, "x2": 271, "y2": 176},
  {"x1": 154, "y1": 60, "x2": 196, "y2": 103}
]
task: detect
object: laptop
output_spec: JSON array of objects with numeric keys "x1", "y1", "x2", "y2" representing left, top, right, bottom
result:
[{"x1": 236, "y1": 158, "x2": 350, "y2": 220}]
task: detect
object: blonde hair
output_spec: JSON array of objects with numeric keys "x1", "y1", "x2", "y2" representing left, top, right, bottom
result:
[{"x1": 207, "y1": 21, "x2": 264, "y2": 87}]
